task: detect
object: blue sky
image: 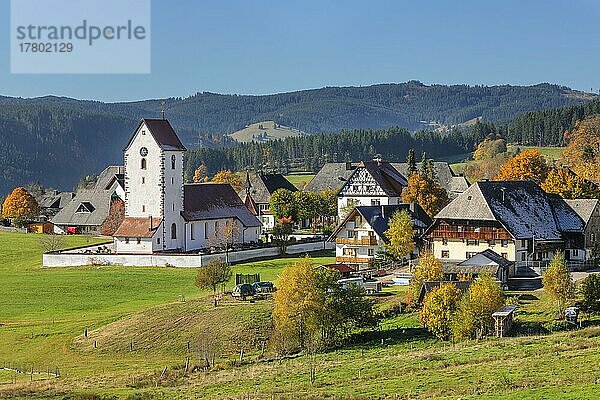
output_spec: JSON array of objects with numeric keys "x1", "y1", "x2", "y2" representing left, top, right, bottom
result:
[{"x1": 1, "y1": 0, "x2": 599, "y2": 101}]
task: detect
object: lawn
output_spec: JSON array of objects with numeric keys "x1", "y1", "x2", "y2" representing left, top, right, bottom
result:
[
  {"x1": 2, "y1": 231, "x2": 600, "y2": 399},
  {"x1": 284, "y1": 173, "x2": 315, "y2": 190}
]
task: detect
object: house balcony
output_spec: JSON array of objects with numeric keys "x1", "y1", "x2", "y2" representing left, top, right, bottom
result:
[
  {"x1": 336, "y1": 237, "x2": 378, "y2": 246},
  {"x1": 336, "y1": 256, "x2": 373, "y2": 265}
]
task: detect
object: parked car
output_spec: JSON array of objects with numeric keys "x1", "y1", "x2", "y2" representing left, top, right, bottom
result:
[
  {"x1": 231, "y1": 283, "x2": 255, "y2": 300},
  {"x1": 252, "y1": 281, "x2": 275, "y2": 293}
]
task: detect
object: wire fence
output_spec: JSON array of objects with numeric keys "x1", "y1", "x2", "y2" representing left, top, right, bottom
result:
[{"x1": 0, "y1": 361, "x2": 60, "y2": 384}]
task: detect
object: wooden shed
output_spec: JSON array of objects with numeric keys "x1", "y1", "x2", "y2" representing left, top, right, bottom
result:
[{"x1": 492, "y1": 305, "x2": 517, "y2": 338}]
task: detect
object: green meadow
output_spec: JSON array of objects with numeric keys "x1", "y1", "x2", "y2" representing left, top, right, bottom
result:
[{"x1": 1, "y1": 231, "x2": 599, "y2": 399}]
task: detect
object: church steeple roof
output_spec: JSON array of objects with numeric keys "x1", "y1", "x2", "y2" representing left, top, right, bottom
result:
[{"x1": 124, "y1": 118, "x2": 187, "y2": 152}]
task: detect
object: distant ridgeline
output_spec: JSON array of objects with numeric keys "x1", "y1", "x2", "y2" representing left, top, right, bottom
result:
[{"x1": 0, "y1": 81, "x2": 597, "y2": 194}]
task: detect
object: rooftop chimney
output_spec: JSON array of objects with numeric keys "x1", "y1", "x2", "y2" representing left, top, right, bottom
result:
[
  {"x1": 345, "y1": 161, "x2": 353, "y2": 171},
  {"x1": 373, "y1": 154, "x2": 383, "y2": 164},
  {"x1": 149, "y1": 215, "x2": 153, "y2": 231}
]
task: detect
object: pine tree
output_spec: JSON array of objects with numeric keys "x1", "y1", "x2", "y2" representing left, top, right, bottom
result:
[{"x1": 406, "y1": 148, "x2": 417, "y2": 176}]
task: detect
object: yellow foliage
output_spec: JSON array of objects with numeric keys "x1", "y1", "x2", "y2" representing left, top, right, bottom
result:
[
  {"x1": 193, "y1": 164, "x2": 209, "y2": 183},
  {"x1": 384, "y1": 210, "x2": 415, "y2": 260},
  {"x1": 493, "y1": 149, "x2": 549, "y2": 184},
  {"x1": 562, "y1": 115, "x2": 600, "y2": 182},
  {"x1": 541, "y1": 167, "x2": 600, "y2": 199},
  {"x1": 542, "y1": 252, "x2": 575, "y2": 317},
  {"x1": 411, "y1": 252, "x2": 444, "y2": 301},
  {"x1": 473, "y1": 138, "x2": 507, "y2": 161},
  {"x1": 211, "y1": 170, "x2": 243, "y2": 191},
  {"x1": 1, "y1": 187, "x2": 40, "y2": 220},
  {"x1": 402, "y1": 173, "x2": 449, "y2": 217},
  {"x1": 420, "y1": 283, "x2": 462, "y2": 341}
]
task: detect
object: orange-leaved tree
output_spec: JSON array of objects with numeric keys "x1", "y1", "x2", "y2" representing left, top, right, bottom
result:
[
  {"x1": 1, "y1": 187, "x2": 40, "y2": 225},
  {"x1": 100, "y1": 198, "x2": 125, "y2": 236},
  {"x1": 211, "y1": 170, "x2": 243, "y2": 191},
  {"x1": 402, "y1": 173, "x2": 449, "y2": 217},
  {"x1": 493, "y1": 149, "x2": 549, "y2": 184},
  {"x1": 562, "y1": 115, "x2": 600, "y2": 182}
]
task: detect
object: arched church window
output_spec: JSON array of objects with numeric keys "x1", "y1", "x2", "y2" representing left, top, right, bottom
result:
[
  {"x1": 171, "y1": 155, "x2": 176, "y2": 169},
  {"x1": 141, "y1": 158, "x2": 147, "y2": 170},
  {"x1": 171, "y1": 223, "x2": 177, "y2": 239}
]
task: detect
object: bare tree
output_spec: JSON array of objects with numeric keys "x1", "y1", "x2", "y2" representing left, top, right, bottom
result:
[
  {"x1": 194, "y1": 328, "x2": 221, "y2": 370},
  {"x1": 39, "y1": 234, "x2": 65, "y2": 252}
]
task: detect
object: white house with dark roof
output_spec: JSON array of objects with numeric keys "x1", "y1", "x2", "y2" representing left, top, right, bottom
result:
[
  {"x1": 425, "y1": 180, "x2": 586, "y2": 275},
  {"x1": 337, "y1": 157, "x2": 408, "y2": 217},
  {"x1": 113, "y1": 119, "x2": 261, "y2": 254},
  {"x1": 329, "y1": 203, "x2": 431, "y2": 270},
  {"x1": 238, "y1": 171, "x2": 297, "y2": 230}
]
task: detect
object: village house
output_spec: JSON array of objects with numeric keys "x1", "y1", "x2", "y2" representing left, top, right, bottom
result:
[
  {"x1": 238, "y1": 171, "x2": 297, "y2": 230},
  {"x1": 444, "y1": 249, "x2": 513, "y2": 285},
  {"x1": 329, "y1": 203, "x2": 431, "y2": 270},
  {"x1": 112, "y1": 118, "x2": 261, "y2": 254},
  {"x1": 306, "y1": 160, "x2": 469, "y2": 204},
  {"x1": 424, "y1": 180, "x2": 586, "y2": 276},
  {"x1": 50, "y1": 166, "x2": 125, "y2": 234},
  {"x1": 564, "y1": 199, "x2": 600, "y2": 262},
  {"x1": 337, "y1": 156, "x2": 407, "y2": 217}
]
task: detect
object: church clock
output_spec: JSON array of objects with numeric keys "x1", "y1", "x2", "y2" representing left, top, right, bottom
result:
[{"x1": 140, "y1": 147, "x2": 148, "y2": 157}]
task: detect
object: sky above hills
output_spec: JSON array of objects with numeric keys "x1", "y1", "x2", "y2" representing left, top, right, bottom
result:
[{"x1": 1, "y1": 0, "x2": 599, "y2": 101}]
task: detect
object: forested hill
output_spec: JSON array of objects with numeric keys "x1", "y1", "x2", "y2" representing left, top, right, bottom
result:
[{"x1": 0, "y1": 81, "x2": 595, "y2": 195}]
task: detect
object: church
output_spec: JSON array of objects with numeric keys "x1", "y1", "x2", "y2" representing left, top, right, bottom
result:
[{"x1": 113, "y1": 118, "x2": 262, "y2": 254}]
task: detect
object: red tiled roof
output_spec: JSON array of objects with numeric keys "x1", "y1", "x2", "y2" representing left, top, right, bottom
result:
[
  {"x1": 114, "y1": 217, "x2": 162, "y2": 238},
  {"x1": 323, "y1": 263, "x2": 356, "y2": 274}
]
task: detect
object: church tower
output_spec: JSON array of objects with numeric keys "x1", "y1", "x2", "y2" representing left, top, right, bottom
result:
[{"x1": 122, "y1": 118, "x2": 187, "y2": 250}]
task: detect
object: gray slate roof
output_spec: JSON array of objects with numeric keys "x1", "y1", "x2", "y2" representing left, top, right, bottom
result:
[
  {"x1": 434, "y1": 180, "x2": 584, "y2": 240},
  {"x1": 458, "y1": 249, "x2": 513, "y2": 270},
  {"x1": 565, "y1": 199, "x2": 599, "y2": 224},
  {"x1": 305, "y1": 162, "x2": 357, "y2": 193},
  {"x1": 94, "y1": 166, "x2": 124, "y2": 191},
  {"x1": 51, "y1": 189, "x2": 114, "y2": 227},
  {"x1": 306, "y1": 161, "x2": 469, "y2": 197},
  {"x1": 238, "y1": 172, "x2": 297, "y2": 204},
  {"x1": 182, "y1": 184, "x2": 262, "y2": 227}
]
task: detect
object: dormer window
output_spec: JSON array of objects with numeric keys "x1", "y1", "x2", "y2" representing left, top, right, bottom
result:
[
  {"x1": 141, "y1": 158, "x2": 147, "y2": 170},
  {"x1": 171, "y1": 155, "x2": 176, "y2": 169},
  {"x1": 76, "y1": 202, "x2": 95, "y2": 213}
]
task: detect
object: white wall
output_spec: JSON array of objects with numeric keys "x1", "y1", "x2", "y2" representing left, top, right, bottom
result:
[
  {"x1": 432, "y1": 238, "x2": 516, "y2": 262},
  {"x1": 162, "y1": 150, "x2": 185, "y2": 251},
  {"x1": 337, "y1": 196, "x2": 400, "y2": 217},
  {"x1": 43, "y1": 241, "x2": 334, "y2": 268}
]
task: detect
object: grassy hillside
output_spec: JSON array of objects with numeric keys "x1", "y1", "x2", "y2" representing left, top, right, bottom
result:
[
  {"x1": 284, "y1": 173, "x2": 315, "y2": 190},
  {"x1": 2, "y1": 231, "x2": 600, "y2": 399},
  {"x1": 229, "y1": 121, "x2": 306, "y2": 143}
]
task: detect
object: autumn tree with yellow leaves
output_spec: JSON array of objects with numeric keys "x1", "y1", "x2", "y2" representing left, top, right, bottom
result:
[
  {"x1": 211, "y1": 170, "x2": 243, "y2": 191},
  {"x1": 420, "y1": 283, "x2": 462, "y2": 341},
  {"x1": 562, "y1": 115, "x2": 600, "y2": 182},
  {"x1": 541, "y1": 166, "x2": 600, "y2": 199},
  {"x1": 1, "y1": 187, "x2": 40, "y2": 226},
  {"x1": 402, "y1": 173, "x2": 449, "y2": 217},
  {"x1": 193, "y1": 164, "x2": 209, "y2": 183},
  {"x1": 493, "y1": 149, "x2": 550, "y2": 184},
  {"x1": 410, "y1": 251, "x2": 444, "y2": 303},
  {"x1": 383, "y1": 209, "x2": 415, "y2": 261}
]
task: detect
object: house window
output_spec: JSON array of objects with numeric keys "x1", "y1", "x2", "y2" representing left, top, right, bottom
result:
[
  {"x1": 501, "y1": 252, "x2": 507, "y2": 259},
  {"x1": 441, "y1": 250, "x2": 449, "y2": 258},
  {"x1": 501, "y1": 240, "x2": 508, "y2": 247},
  {"x1": 141, "y1": 158, "x2": 147, "y2": 170},
  {"x1": 142, "y1": 177, "x2": 145, "y2": 184},
  {"x1": 457, "y1": 226, "x2": 463, "y2": 232},
  {"x1": 343, "y1": 248, "x2": 356, "y2": 257},
  {"x1": 76, "y1": 202, "x2": 95, "y2": 213},
  {"x1": 488, "y1": 240, "x2": 495, "y2": 246},
  {"x1": 190, "y1": 224, "x2": 195, "y2": 240},
  {"x1": 368, "y1": 248, "x2": 374, "y2": 256},
  {"x1": 348, "y1": 230, "x2": 355, "y2": 238},
  {"x1": 142, "y1": 205, "x2": 145, "y2": 213},
  {"x1": 171, "y1": 223, "x2": 177, "y2": 240},
  {"x1": 466, "y1": 239, "x2": 479, "y2": 246},
  {"x1": 142, "y1": 130, "x2": 146, "y2": 135},
  {"x1": 171, "y1": 155, "x2": 176, "y2": 169},
  {"x1": 521, "y1": 252, "x2": 526, "y2": 261},
  {"x1": 157, "y1": 237, "x2": 160, "y2": 244},
  {"x1": 520, "y1": 239, "x2": 527, "y2": 248},
  {"x1": 573, "y1": 249, "x2": 579, "y2": 257},
  {"x1": 125, "y1": 237, "x2": 129, "y2": 244},
  {"x1": 466, "y1": 252, "x2": 477, "y2": 259},
  {"x1": 442, "y1": 238, "x2": 448, "y2": 245},
  {"x1": 204, "y1": 222, "x2": 208, "y2": 239},
  {"x1": 371, "y1": 199, "x2": 380, "y2": 206},
  {"x1": 137, "y1": 237, "x2": 141, "y2": 244}
]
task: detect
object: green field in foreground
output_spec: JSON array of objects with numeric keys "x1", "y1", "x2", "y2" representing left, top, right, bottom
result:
[{"x1": 1, "y1": 231, "x2": 600, "y2": 399}]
